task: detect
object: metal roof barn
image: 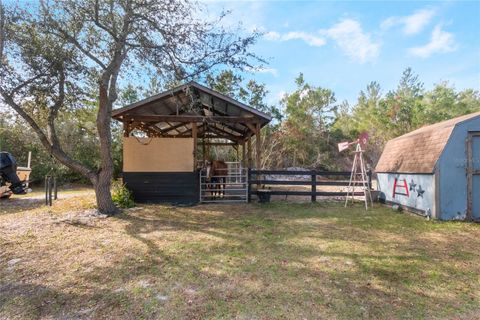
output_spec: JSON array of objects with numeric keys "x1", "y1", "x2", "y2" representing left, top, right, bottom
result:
[
  {"x1": 112, "y1": 81, "x2": 271, "y2": 204},
  {"x1": 375, "y1": 112, "x2": 480, "y2": 220}
]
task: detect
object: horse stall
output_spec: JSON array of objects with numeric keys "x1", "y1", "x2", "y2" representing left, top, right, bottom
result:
[
  {"x1": 112, "y1": 81, "x2": 271, "y2": 204},
  {"x1": 122, "y1": 137, "x2": 198, "y2": 203}
]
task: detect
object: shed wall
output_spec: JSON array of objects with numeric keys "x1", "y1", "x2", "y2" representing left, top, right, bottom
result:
[
  {"x1": 122, "y1": 137, "x2": 197, "y2": 204},
  {"x1": 123, "y1": 137, "x2": 194, "y2": 172},
  {"x1": 377, "y1": 173, "x2": 436, "y2": 216},
  {"x1": 437, "y1": 117, "x2": 480, "y2": 220}
]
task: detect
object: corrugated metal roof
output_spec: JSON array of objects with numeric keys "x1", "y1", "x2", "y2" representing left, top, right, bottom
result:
[
  {"x1": 111, "y1": 81, "x2": 272, "y2": 140},
  {"x1": 375, "y1": 112, "x2": 480, "y2": 173},
  {"x1": 112, "y1": 81, "x2": 272, "y2": 122}
]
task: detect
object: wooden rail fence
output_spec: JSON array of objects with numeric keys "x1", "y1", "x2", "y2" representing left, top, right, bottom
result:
[{"x1": 248, "y1": 169, "x2": 372, "y2": 202}]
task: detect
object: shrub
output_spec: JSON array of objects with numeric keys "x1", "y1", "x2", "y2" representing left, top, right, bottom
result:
[{"x1": 111, "y1": 180, "x2": 135, "y2": 208}]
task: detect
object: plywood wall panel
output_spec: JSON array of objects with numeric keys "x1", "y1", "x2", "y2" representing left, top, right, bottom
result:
[{"x1": 123, "y1": 137, "x2": 193, "y2": 172}]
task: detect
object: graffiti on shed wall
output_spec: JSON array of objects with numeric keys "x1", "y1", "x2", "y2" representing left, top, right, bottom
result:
[
  {"x1": 392, "y1": 178, "x2": 426, "y2": 198},
  {"x1": 377, "y1": 173, "x2": 435, "y2": 215}
]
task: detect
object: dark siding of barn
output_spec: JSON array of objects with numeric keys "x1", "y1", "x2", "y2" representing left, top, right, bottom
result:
[{"x1": 123, "y1": 171, "x2": 199, "y2": 204}]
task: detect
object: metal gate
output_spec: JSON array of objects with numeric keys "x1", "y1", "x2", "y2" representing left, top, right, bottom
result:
[{"x1": 200, "y1": 161, "x2": 248, "y2": 203}]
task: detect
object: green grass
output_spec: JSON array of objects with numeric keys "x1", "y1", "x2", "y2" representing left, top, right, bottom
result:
[{"x1": 1, "y1": 199, "x2": 479, "y2": 319}]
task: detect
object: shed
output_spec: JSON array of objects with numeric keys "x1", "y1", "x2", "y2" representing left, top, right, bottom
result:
[
  {"x1": 112, "y1": 81, "x2": 271, "y2": 204},
  {"x1": 375, "y1": 112, "x2": 480, "y2": 220}
]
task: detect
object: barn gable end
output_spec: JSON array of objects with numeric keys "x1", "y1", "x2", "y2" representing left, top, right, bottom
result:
[{"x1": 376, "y1": 112, "x2": 480, "y2": 173}]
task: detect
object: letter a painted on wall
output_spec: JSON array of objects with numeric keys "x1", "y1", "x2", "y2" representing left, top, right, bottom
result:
[{"x1": 392, "y1": 178, "x2": 409, "y2": 198}]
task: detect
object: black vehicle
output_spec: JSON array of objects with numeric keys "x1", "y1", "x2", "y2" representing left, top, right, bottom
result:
[{"x1": 0, "y1": 152, "x2": 27, "y2": 198}]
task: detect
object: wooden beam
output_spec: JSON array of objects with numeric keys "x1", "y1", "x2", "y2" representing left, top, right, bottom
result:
[
  {"x1": 242, "y1": 142, "x2": 246, "y2": 167},
  {"x1": 205, "y1": 125, "x2": 243, "y2": 142},
  {"x1": 201, "y1": 133, "x2": 239, "y2": 142},
  {"x1": 202, "y1": 122, "x2": 207, "y2": 164},
  {"x1": 255, "y1": 123, "x2": 261, "y2": 169},
  {"x1": 208, "y1": 107, "x2": 251, "y2": 135},
  {"x1": 245, "y1": 123, "x2": 257, "y2": 134},
  {"x1": 192, "y1": 122, "x2": 197, "y2": 169},
  {"x1": 202, "y1": 138, "x2": 206, "y2": 164},
  {"x1": 177, "y1": 127, "x2": 194, "y2": 137},
  {"x1": 157, "y1": 122, "x2": 186, "y2": 134},
  {"x1": 123, "y1": 115, "x2": 261, "y2": 124},
  {"x1": 197, "y1": 142, "x2": 237, "y2": 146},
  {"x1": 247, "y1": 138, "x2": 252, "y2": 168},
  {"x1": 123, "y1": 122, "x2": 131, "y2": 137}
]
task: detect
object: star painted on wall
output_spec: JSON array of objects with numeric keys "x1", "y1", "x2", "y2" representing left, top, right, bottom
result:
[
  {"x1": 409, "y1": 180, "x2": 417, "y2": 191},
  {"x1": 416, "y1": 185, "x2": 425, "y2": 198}
]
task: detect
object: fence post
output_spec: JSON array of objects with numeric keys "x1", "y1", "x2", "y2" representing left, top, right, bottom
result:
[
  {"x1": 311, "y1": 172, "x2": 317, "y2": 202},
  {"x1": 50, "y1": 177, "x2": 53, "y2": 206},
  {"x1": 247, "y1": 168, "x2": 252, "y2": 203},
  {"x1": 53, "y1": 177, "x2": 58, "y2": 200},
  {"x1": 44, "y1": 176, "x2": 49, "y2": 205}
]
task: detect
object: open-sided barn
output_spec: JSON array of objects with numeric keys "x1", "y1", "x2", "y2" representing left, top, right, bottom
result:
[
  {"x1": 112, "y1": 81, "x2": 271, "y2": 204},
  {"x1": 376, "y1": 112, "x2": 480, "y2": 220}
]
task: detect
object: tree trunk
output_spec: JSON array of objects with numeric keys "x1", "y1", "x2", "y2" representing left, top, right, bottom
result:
[
  {"x1": 94, "y1": 81, "x2": 118, "y2": 215},
  {"x1": 92, "y1": 169, "x2": 117, "y2": 215}
]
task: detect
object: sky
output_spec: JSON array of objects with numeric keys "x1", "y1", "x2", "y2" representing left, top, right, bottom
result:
[{"x1": 203, "y1": 0, "x2": 480, "y2": 105}]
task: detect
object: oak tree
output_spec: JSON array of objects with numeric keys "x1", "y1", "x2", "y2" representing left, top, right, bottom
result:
[{"x1": 0, "y1": 0, "x2": 260, "y2": 214}]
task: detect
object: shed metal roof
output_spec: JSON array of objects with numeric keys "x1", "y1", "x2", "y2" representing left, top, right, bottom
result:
[
  {"x1": 375, "y1": 112, "x2": 480, "y2": 173},
  {"x1": 112, "y1": 81, "x2": 271, "y2": 142}
]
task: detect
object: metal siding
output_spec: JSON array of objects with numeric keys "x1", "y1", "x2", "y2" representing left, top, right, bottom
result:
[
  {"x1": 377, "y1": 173, "x2": 435, "y2": 215},
  {"x1": 472, "y1": 135, "x2": 480, "y2": 170},
  {"x1": 472, "y1": 136, "x2": 480, "y2": 219},
  {"x1": 473, "y1": 175, "x2": 480, "y2": 219},
  {"x1": 437, "y1": 117, "x2": 480, "y2": 220}
]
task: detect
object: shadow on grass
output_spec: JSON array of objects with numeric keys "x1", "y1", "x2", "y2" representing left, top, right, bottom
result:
[
  {"x1": 0, "y1": 198, "x2": 46, "y2": 215},
  {"x1": 2, "y1": 202, "x2": 479, "y2": 319},
  {"x1": 104, "y1": 203, "x2": 480, "y2": 318}
]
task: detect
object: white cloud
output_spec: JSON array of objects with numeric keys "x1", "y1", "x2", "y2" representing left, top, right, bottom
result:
[
  {"x1": 257, "y1": 67, "x2": 278, "y2": 77},
  {"x1": 246, "y1": 66, "x2": 279, "y2": 77},
  {"x1": 381, "y1": 8, "x2": 436, "y2": 35},
  {"x1": 264, "y1": 31, "x2": 326, "y2": 47},
  {"x1": 265, "y1": 19, "x2": 379, "y2": 63},
  {"x1": 321, "y1": 19, "x2": 380, "y2": 63},
  {"x1": 408, "y1": 24, "x2": 457, "y2": 58},
  {"x1": 264, "y1": 31, "x2": 281, "y2": 40}
]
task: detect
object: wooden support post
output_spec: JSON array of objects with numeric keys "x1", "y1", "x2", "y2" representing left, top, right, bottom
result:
[
  {"x1": 202, "y1": 137, "x2": 206, "y2": 165},
  {"x1": 247, "y1": 138, "x2": 252, "y2": 168},
  {"x1": 203, "y1": 123, "x2": 207, "y2": 164},
  {"x1": 255, "y1": 123, "x2": 261, "y2": 170},
  {"x1": 123, "y1": 122, "x2": 130, "y2": 137},
  {"x1": 242, "y1": 142, "x2": 246, "y2": 167},
  {"x1": 192, "y1": 122, "x2": 197, "y2": 170},
  {"x1": 247, "y1": 168, "x2": 252, "y2": 203},
  {"x1": 311, "y1": 173, "x2": 317, "y2": 202}
]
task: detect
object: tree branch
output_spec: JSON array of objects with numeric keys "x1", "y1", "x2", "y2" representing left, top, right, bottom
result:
[
  {"x1": 53, "y1": 27, "x2": 107, "y2": 70},
  {"x1": 0, "y1": 1, "x2": 5, "y2": 67},
  {"x1": 10, "y1": 72, "x2": 48, "y2": 95},
  {"x1": 91, "y1": 0, "x2": 118, "y2": 41},
  {"x1": 46, "y1": 64, "x2": 65, "y2": 147},
  {"x1": 0, "y1": 88, "x2": 96, "y2": 180}
]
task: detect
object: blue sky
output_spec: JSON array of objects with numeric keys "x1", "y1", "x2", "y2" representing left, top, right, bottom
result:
[{"x1": 204, "y1": 1, "x2": 480, "y2": 105}]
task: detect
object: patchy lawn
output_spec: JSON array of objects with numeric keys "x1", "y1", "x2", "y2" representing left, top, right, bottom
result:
[{"x1": 1, "y1": 195, "x2": 479, "y2": 319}]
